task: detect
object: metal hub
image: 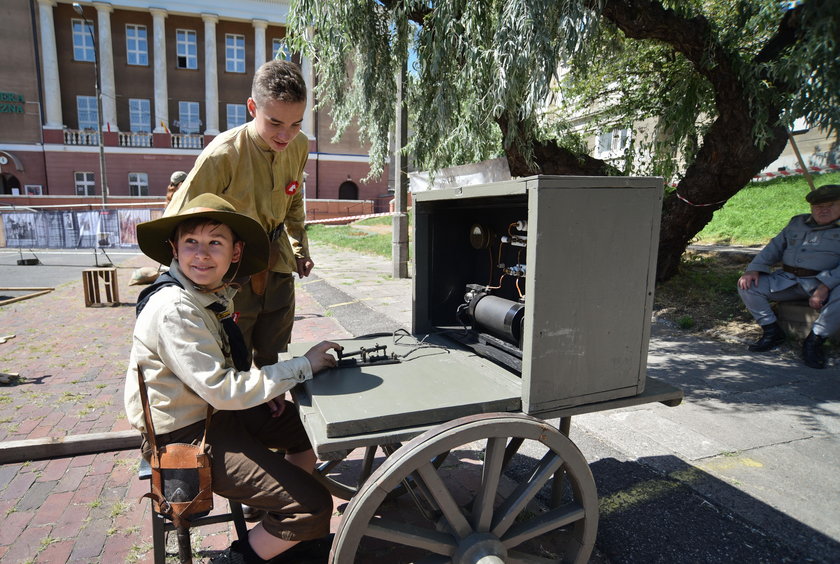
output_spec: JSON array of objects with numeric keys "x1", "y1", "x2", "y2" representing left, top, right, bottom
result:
[{"x1": 452, "y1": 532, "x2": 507, "y2": 564}]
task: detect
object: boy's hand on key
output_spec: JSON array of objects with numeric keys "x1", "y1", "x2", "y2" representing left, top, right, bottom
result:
[{"x1": 304, "y1": 341, "x2": 342, "y2": 374}]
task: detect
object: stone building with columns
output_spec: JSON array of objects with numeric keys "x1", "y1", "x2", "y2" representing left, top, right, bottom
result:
[{"x1": 0, "y1": 0, "x2": 390, "y2": 211}]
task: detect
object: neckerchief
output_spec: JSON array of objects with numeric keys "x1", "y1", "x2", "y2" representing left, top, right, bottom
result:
[{"x1": 136, "y1": 271, "x2": 251, "y2": 371}]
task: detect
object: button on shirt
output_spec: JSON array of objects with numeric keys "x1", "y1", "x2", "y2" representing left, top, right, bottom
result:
[{"x1": 746, "y1": 214, "x2": 840, "y2": 293}]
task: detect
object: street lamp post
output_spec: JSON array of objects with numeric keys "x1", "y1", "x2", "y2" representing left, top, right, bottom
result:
[{"x1": 72, "y1": 3, "x2": 108, "y2": 207}]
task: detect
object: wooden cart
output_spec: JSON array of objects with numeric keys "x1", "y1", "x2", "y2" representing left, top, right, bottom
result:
[
  {"x1": 290, "y1": 333, "x2": 682, "y2": 563},
  {"x1": 289, "y1": 176, "x2": 681, "y2": 563}
]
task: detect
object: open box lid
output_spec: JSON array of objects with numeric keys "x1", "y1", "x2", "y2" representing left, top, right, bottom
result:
[{"x1": 287, "y1": 334, "x2": 522, "y2": 439}]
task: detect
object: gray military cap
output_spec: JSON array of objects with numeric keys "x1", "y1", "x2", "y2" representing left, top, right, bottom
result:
[
  {"x1": 170, "y1": 170, "x2": 188, "y2": 185},
  {"x1": 805, "y1": 184, "x2": 840, "y2": 204}
]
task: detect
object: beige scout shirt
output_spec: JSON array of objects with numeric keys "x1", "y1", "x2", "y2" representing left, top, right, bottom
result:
[
  {"x1": 124, "y1": 261, "x2": 313, "y2": 435},
  {"x1": 165, "y1": 121, "x2": 310, "y2": 274}
]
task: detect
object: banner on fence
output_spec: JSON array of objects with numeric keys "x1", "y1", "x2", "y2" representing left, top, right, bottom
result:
[{"x1": 0, "y1": 208, "x2": 162, "y2": 249}]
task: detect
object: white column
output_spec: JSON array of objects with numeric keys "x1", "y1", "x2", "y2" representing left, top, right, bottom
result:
[
  {"x1": 94, "y1": 2, "x2": 118, "y2": 131},
  {"x1": 37, "y1": 0, "x2": 63, "y2": 129},
  {"x1": 202, "y1": 13, "x2": 219, "y2": 135},
  {"x1": 150, "y1": 8, "x2": 168, "y2": 133},
  {"x1": 300, "y1": 30, "x2": 315, "y2": 139},
  {"x1": 253, "y1": 19, "x2": 268, "y2": 72}
]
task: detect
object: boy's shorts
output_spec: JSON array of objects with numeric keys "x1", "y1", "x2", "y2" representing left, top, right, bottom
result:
[{"x1": 142, "y1": 401, "x2": 331, "y2": 541}]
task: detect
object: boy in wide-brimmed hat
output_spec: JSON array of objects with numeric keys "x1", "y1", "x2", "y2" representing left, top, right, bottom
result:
[{"x1": 125, "y1": 193, "x2": 340, "y2": 563}]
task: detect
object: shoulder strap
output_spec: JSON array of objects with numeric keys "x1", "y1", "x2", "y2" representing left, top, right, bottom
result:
[
  {"x1": 137, "y1": 364, "x2": 213, "y2": 464},
  {"x1": 136, "y1": 364, "x2": 160, "y2": 466},
  {"x1": 136, "y1": 271, "x2": 183, "y2": 317},
  {"x1": 136, "y1": 271, "x2": 213, "y2": 454}
]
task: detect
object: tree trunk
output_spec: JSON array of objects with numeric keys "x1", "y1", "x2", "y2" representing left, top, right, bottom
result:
[
  {"x1": 656, "y1": 121, "x2": 789, "y2": 281},
  {"x1": 599, "y1": 0, "x2": 799, "y2": 281}
]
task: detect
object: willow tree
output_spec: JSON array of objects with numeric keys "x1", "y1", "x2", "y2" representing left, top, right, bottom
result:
[{"x1": 287, "y1": 0, "x2": 840, "y2": 281}]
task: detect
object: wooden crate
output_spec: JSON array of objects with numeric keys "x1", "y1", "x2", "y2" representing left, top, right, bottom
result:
[{"x1": 82, "y1": 268, "x2": 120, "y2": 307}]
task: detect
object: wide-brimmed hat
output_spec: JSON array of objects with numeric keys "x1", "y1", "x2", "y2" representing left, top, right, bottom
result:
[
  {"x1": 137, "y1": 193, "x2": 269, "y2": 277},
  {"x1": 805, "y1": 184, "x2": 840, "y2": 205}
]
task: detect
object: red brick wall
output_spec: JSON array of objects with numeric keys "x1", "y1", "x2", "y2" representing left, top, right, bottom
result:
[
  {"x1": 41, "y1": 150, "x2": 200, "y2": 197},
  {"x1": 303, "y1": 157, "x2": 391, "y2": 212}
]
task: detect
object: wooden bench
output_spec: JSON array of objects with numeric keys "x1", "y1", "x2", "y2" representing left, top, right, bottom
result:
[{"x1": 139, "y1": 458, "x2": 248, "y2": 564}]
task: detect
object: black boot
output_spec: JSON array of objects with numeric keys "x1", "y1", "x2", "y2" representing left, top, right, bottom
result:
[
  {"x1": 802, "y1": 331, "x2": 827, "y2": 369},
  {"x1": 210, "y1": 540, "x2": 267, "y2": 564},
  {"x1": 748, "y1": 322, "x2": 786, "y2": 352}
]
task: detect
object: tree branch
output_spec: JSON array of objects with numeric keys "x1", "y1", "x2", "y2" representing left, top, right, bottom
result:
[
  {"x1": 378, "y1": 0, "x2": 430, "y2": 27},
  {"x1": 754, "y1": 3, "x2": 804, "y2": 65}
]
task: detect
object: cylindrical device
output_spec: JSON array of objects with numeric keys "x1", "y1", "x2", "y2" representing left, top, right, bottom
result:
[{"x1": 472, "y1": 294, "x2": 525, "y2": 346}]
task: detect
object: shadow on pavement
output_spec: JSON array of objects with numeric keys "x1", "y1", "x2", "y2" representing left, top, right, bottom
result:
[{"x1": 591, "y1": 455, "x2": 840, "y2": 563}]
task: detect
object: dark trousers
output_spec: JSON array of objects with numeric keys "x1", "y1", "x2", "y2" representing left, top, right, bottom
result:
[{"x1": 235, "y1": 272, "x2": 296, "y2": 367}]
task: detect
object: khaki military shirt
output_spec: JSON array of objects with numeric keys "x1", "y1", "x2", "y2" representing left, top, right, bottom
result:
[{"x1": 165, "y1": 121, "x2": 309, "y2": 274}]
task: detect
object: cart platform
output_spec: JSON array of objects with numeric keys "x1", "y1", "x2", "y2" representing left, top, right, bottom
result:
[{"x1": 289, "y1": 334, "x2": 682, "y2": 460}]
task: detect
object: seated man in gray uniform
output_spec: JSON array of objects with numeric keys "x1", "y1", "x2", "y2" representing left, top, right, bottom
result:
[{"x1": 737, "y1": 184, "x2": 840, "y2": 369}]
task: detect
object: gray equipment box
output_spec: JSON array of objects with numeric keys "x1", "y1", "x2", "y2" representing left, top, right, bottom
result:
[{"x1": 413, "y1": 175, "x2": 663, "y2": 414}]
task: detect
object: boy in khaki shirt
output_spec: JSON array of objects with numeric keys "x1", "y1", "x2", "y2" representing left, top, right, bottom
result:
[{"x1": 127, "y1": 193, "x2": 339, "y2": 563}]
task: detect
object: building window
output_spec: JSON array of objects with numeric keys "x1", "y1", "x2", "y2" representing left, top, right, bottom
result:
[
  {"x1": 595, "y1": 128, "x2": 631, "y2": 159},
  {"x1": 226, "y1": 104, "x2": 246, "y2": 130},
  {"x1": 126, "y1": 24, "x2": 148, "y2": 66},
  {"x1": 76, "y1": 96, "x2": 99, "y2": 130},
  {"x1": 272, "y1": 38, "x2": 291, "y2": 61},
  {"x1": 178, "y1": 101, "x2": 201, "y2": 134},
  {"x1": 226, "y1": 34, "x2": 245, "y2": 73},
  {"x1": 72, "y1": 19, "x2": 95, "y2": 62},
  {"x1": 176, "y1": 29, "x2": 198, "y2": 69},
  {"x1": 75, "y1": 172, "x2": 96, "y2": 196},
  {"x1": 128, "y1": 172, "x2": 149, "y2": 196},
  {"x1": 129, "y1": 99, "x2": 151, "y2": 132}
]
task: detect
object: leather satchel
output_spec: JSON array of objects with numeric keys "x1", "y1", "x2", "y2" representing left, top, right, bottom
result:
[{"x1": 137, "y1": 366, "x2": 213, "y2": 530}]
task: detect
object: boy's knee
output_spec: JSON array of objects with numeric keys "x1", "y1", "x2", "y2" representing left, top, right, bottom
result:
[{"x1": 262, "y1": 483, "x2": 333, "y2": 541}]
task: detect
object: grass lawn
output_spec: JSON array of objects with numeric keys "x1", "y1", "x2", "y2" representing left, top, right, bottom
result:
[
  {"x1": 695, "y1": 172, "x2": 840, "y2": 245},
  {"x1": 306, "y1": 215, "x2": 409, "y2": 259}
]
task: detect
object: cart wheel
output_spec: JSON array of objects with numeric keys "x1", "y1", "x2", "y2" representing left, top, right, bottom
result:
[
  {"x1": 315, "y1": 444, "x2": 450, "y2": 501},
  {"x1": 330, "y1": 413, "x2": 598, "y2": 563}
]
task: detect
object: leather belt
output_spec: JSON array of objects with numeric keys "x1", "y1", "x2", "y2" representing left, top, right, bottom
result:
[
  {"x1": 782, "y1": 264, "x2": 821, "y2": 277},
  {"x1": 268, "y1": 223, "x2": 285, "y2": 241}
]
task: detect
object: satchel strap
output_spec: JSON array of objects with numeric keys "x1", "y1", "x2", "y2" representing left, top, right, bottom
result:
[{"x1": 137, "y1": 364, "x2": 212, "y2": 462}]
